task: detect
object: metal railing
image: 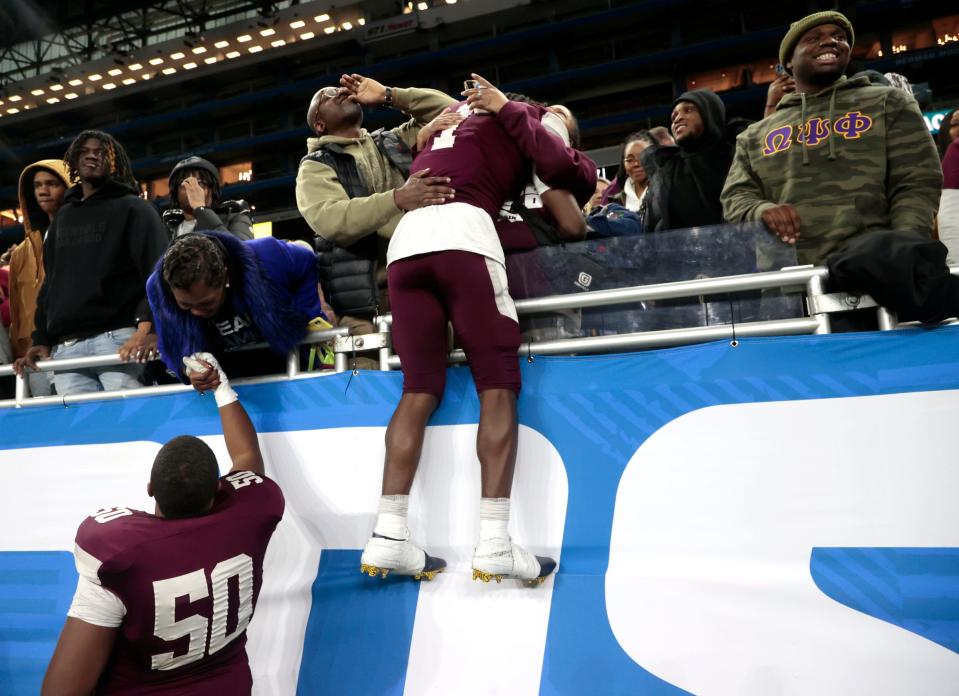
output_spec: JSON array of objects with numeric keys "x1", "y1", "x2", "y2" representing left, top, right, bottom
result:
[{"x1": 2, "y1": 264, "x2": 956, "y2": 408}]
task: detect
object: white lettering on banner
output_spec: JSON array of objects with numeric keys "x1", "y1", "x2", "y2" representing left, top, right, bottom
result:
[
  {"x1": 0, "y1": 428, "x2": 566, "y2": 696},
  {"x1": 247, "y1": 425, "x2": 568, "y2": 696},
  {"x1": 607, "y1": 390, "x2": 959, "y2": 696}
]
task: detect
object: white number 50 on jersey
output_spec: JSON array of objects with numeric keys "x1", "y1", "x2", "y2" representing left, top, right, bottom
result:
[{"x1": 151, "y1": 553, "x2": 254, "y2": 670}]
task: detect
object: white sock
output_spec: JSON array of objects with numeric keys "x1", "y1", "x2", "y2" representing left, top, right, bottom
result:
[
  {"x1": 374, "y1": 495, "x2": 409, "y2": 539},
  {"x1": 479, "y1": 497, "x2": 510, "y2": 544}
]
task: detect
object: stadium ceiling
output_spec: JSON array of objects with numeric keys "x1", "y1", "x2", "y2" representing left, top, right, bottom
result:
[{"x1": 0, "y1": 1, "x2": 297, "y2": 84}]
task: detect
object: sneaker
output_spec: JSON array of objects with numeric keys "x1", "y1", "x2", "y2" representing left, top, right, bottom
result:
[
  {"x1": 472, "y1": 538, "x2": 556, "y2": 586},
  {"x1": 360, "y1": 532, "x2": 446, "y2": 581}
]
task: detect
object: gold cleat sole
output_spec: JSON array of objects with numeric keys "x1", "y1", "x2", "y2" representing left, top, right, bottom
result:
[
  {"x1": 472, "y1": 569, "x2": 504, "y2": 583},
  {"x1": 413, "y1": 568, "x2": 443, "y2": 581},
  {"x1": 524, "y1": 576, "x2": 548, "y2": 587},
  {"x1": 360, "y1": 563, "x2": 390, "y2": 579}
]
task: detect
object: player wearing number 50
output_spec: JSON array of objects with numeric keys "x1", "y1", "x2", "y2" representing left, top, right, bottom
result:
[{"x1": 42, "y1": 353, "x2": 283, "y2": 696}]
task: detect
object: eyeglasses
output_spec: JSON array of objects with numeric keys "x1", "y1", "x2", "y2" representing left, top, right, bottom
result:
[
  {"x1": 316, "y1": 86, "x2": 339, "y2": 102},
  {"x1": 624, "y1": 156, "x2": 641, "y2": 164}
]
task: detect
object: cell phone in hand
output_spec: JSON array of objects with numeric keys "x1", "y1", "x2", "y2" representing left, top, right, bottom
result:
[{"x1": 774, "y1": 64, "x2": 786, "y2": 76}]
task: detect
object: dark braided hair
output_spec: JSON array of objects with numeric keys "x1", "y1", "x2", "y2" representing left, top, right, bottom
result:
[
  {"x1": 63, "y1": 130, "x2": 136, "y2": 188},
  {"x1": 162, "y1": 234, "x2": 229, "y2": 290}
]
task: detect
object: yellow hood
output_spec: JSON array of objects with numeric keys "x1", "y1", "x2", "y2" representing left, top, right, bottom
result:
[{"x1": 17, "y1": 159, "x2": 71, "y2": 234}]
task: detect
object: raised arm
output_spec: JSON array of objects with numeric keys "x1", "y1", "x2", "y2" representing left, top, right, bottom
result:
[
  {"x1": 464, "y1": 74, "x2": 596, "y2": 205},
  {"x1": 183, "y1": 352, "x2": 263, "y2": 475}
]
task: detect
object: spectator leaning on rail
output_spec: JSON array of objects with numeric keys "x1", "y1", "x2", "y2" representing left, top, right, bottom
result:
[
  {"x1": 13, "y1": 131, "x2": 168, "y2": 395},
  {"x1": 641, "y1": 89, "x2": 734, "y2": 231},
  {"x1": 163, "y1": 156, "x2": 253, "y2": 241},
  {"x1": 7, "y1": 160, "x2": 70, "y2": 397},
  {"x1": 295, "y1": 73, "x2": 455, "y2": 337},
  {"x1": 721, "y1": 12, "x2": 953, "y2": 322},
  {"x1": 146, "y1": 231, "x2": 325, "y2": 384}
]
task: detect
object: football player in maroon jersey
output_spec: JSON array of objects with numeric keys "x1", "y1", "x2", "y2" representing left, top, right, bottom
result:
[
  {"x1": 360, "y1": 74, "x2": 593, "y2": 586},
  {"x1": 42, "y1": 353, "x2": 283, "y2": 696}
]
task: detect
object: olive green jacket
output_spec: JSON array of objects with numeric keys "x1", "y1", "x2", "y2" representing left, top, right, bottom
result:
[
  {"x1": 295, "y1": 87, "x2": 455, "y2": 247},
  {"x1": 721, "y1": 75, "x2": 942, "y2": 265}
]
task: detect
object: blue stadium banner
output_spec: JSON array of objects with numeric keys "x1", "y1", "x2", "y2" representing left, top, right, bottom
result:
[{"x1": 2, "y1": 328, "x2": 958, "y2": 694}]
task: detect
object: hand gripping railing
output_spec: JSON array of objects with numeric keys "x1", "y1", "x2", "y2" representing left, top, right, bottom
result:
[
  {"x1": 0, "y1": 325, "x2": 350, "y2": 409},
  {"x1": 2, "y1": 264, "x2": 956, "y2": 408}
]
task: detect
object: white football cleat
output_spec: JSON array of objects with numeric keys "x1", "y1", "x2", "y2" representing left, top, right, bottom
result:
[
  {"x1": 472, "y1": 539, "x2": 556, "y2": 586},
  {"x1": 360, "y1": 532, "x2": 446, "y2": 581}
]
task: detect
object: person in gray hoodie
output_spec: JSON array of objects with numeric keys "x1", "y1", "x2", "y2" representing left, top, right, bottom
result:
[{"x1": 641, "y1": 88, "x2": 734, "y2": 231}]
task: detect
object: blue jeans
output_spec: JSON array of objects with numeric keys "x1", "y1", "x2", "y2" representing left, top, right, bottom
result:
[{"x1": 51, "y1": 328, "x2": 144, "y2": 396}]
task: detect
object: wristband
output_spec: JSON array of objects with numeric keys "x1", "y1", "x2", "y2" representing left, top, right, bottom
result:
[
  {"x1": 383, "y1": 86, "x2": 393, "y2": 107},
  {"x1": 184, "y1": 353, "x2": 238, "y2": 408}
]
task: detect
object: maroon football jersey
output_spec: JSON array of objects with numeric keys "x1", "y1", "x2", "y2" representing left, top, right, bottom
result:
[
  {"x1": 74, "y1": 471, "x2": 284, "y2": 695},
  {"x1": 412, "y1": 100, "x2": 542, "y2": 219}
]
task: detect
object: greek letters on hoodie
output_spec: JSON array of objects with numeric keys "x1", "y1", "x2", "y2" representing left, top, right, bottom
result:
[{"x1": 721, "y1": 75, "x2": 942, "y2": 265}]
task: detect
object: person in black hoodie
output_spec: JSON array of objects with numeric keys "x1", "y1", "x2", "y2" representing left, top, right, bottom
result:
[
  {"x1": 162, "y1": 156, "x2": 253, "y2": 241},
  {"x1": 13, "y1": 130, "x2": 168, "y2": 395},
  {"x1": 641, "y1": 88, "x2": 734, "y2": 231}
]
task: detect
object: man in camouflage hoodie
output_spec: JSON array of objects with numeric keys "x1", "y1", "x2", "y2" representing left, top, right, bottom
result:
[{"x1": 721, "y1": 11, "x2": 942, "y2": 267}]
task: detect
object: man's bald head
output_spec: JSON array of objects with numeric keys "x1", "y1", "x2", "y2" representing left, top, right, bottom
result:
[{"x1": 306, "y1": 86, "x2": 362, "y2": 136}]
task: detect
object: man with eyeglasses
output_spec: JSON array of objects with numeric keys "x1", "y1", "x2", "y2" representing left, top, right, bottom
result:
[{"x1": 295, "y1": 74, "x2": 456, "y2": 341}]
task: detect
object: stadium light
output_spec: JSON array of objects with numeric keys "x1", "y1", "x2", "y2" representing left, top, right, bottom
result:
[
  {"x1": 204, "y1": 56, "x2": 218, "y2": 64},
  {"x1": 324, "y1": 26, "x2": 336, "y2": 34},
  {"x1": 46, "y1": 97, "x2": 59, "y2": 104},
  {"x1": 238, "y1": 34, "x2": 252, "y2": 42},
  {"x1": 226, "y1": 51, "x2": 241, "y2": 58},
  {"x1": 68, "y1": 78, "x2": 83, "y2": 86},
  {"x1": 108, "y1": 68, "x2": 123, "y2": 76},
  {"x1": 192, "y1": 46, "x2": 207, "y2": 54},
  {"x1": 65, "y1": 93, "x2": 78, "y2": 99},
  {"x1": 162, "y1": 67, "x2": 176, "y2": 75},
  {"x1": 149, "y1": 57, "x2": 164, "y2": 65},
  {"x1": 215, "y1": 40, "x2": 229, "y2": 48},
  {"x1": 88, "y1": 74, "x2": 102, "y2": 81},
  {"x1": 170, "y1": 52, "x2": 185, "y2": 60},
  {"x1": 248, "y1": 45, "x2": 263, "y2": 53},
  {"x1": 417, "y1": 2, "x2": 428, "y2": 10},
  {"x1": 358, "y1": 18, "x2": 366, "y2": 25},
  {"x1": 6, "y1": 108, "x2": 19, "y2": 114},
  {"x1": 314, "y1": 13, "x2": 330, "y2": 22},
  {"x1": 50, "y1": 84, "x2": 63, "y2": 91},
  {"x1": 141, "y1": 73, "x2": 151, "y2": 80},
  {"x1": 342, "y1": 21, "x2": 353, "y2": 30},
  {"x1": 102, "y1": 82, "x2": 116, "y2": 90},
  {"x1": 31, "y1": 88, "x2": 44, "y2": 95},
  {"x1": 128, "y1": 63, "x2": 143, "y2": 71},
  {"x1": 291, "y1": 20, "x2": 305, "y2": 29},
  {"x1": 271, "y1": 39, "x2": 286, "y2": 47},
  {"x1": 183, "y1": 62, "x2": 197, "y2": 69},
  {"x1": 300, "y1": 31, "x2": 315, "y2": 40},
  {"x1": 8, "y1": 95, "x2": 21, "y2": 101},
  {"x1": 260, "y1": 28, "x2": 275, "y2": 37},
  {"x1": 122, "y1": 78, "x2": 135, "y2": 85}
]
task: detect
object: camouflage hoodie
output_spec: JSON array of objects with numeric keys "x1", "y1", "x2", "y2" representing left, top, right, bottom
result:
[{"x1": 721, "y1": 75, "x2": 942, "y2": 265}]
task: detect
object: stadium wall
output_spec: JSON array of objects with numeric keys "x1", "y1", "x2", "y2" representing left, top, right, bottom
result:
[{"x1": 1, "y1": 329, "x2": 958, "y2": 694}]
